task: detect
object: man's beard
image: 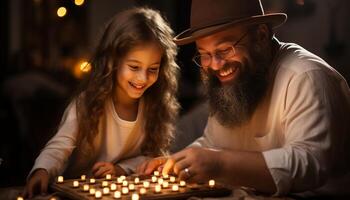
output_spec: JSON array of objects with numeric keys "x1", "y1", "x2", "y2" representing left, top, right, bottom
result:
[{"x1": 202, "y1": 44, "x2": 270, "y2": 128}]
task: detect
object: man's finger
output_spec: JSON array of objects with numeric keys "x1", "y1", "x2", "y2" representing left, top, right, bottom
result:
[
  {"x1": 92, "y1": 162, "x2": 105, "y2": 173},
  {"x1": 41, "y1": 177, "x2": 48, "y2": 195}
]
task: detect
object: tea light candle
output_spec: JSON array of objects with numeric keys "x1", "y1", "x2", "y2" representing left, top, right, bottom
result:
[
  {"x1": 95, "y1": 190, "x2": 102, "y2": 198},
  {"x1": 122, "y1": 187, "x2": 129, "y2": 194},
  {"x1": 114, "y1": 191, "x2": 121, "y2": 199},
  {"x1": 120, "y1": 175, "x2": 126, "y2": 180},
  {"x1": 132, "y1": 193, "x2": 140, "y2": 200},
  {"x1": 117, "y1": 177, "x2": 123, "y2": 184},
  {"x1": 209, "y1": 179, "x2": 215, "y2": 187},
  {"x1": 110, "y1": 183, "x2": 117, "y2": 191},
  {"x1": 106, "y1": 174, "x2": 112, "y2": 180},
  {"x1": 50, "y1": 198, "x2": 56, "y2": 200},
  {"x1": 134, "y1": 177, "x2": 140, "y2": 184},
  {"x1": 57, "y1": 176, "x2": 64, "y2": 183},
  {"x1": 73, "y1": 180, "x2": 79, "y2": 187},
  {"x1": 122, "y1": 180, "x2": 128, "y2": 186},
  {"x1": 170, "y1": 176, "x2": 176, "y2": 183},
  {"x1": 154, "y1": 171, "x2": 160, "y2": 176},
  {"x1": 128, "y1": 183, "x2": 135, "y2": 191},
  {"x1": 89, "y1": 188, "x2": 96, "y2": 195},
  {"x1": 151, "y1": 176, "x2": 157, "y2": 183},
  {"x1": 172, "y1": 184, "x2": 179, "y2": 192},
  {"x1": 89, "y1": 178, "x2": 96, "y2": 184},
  {"x1": 81, "y1": 175, "x2": 86, "y2": 181},
  {"x1": 143, "y1": 181, "x2": 150, "y2": 188},
  {"x1": 83, "y1": 184, "x2": 89, "y2": 192},
  {"x1": 102, "y1": 181, "x2": 109, "y2": 187},
  {"x1": 162, "y1": 181, "x2": 169, "y2": 188},
  {"x1": 179, "y1": 180, "x2": 186, "y2": 187},
  {"x1": 103, "y1": 187, "x2": 110, "y2": 195},
  {"x1": 17, "y1": 197, "x2": 24, "y2": 200},
  {"x1": 157, "y1": 178, "x2": 164, "y2": 185},
  {"x1": 139, "y1": 187, "x2": 147, "y2": 195},
  {"x1": 163, "y1": 174, "x2": 169, "y2": 179},
  {"x1": 155, "y1": 184, "x2": 161, "y2": 193}
]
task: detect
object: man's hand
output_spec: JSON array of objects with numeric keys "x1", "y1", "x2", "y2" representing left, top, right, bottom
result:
[
  {"x1": 136, "y1": 156, "x2": 168, "y2": 175},
  {"x1": 23, "y1": 168, "x2": 49, "y2": 198},
  {"x1": 162, "y1": 147, "x2": 222, "y2": 182},
  {"x1": 92, "y1": 162, "x2": 126, "y2": 178}
]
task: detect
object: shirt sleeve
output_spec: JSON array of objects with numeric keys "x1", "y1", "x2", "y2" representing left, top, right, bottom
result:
[
  {"x1": 262, "y1": 68, "x2": 347, "y2": 195},
  {"x1": 28, "y1": 101, "x2": 78, "y2": 180},
  {"x1": 117, "y1": 156, "x2": 150, "y2": 175}
]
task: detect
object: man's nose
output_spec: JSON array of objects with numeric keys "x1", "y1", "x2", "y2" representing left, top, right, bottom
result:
[{"x1": 209, "y1": 56, "x2": 225, "y2": 71}]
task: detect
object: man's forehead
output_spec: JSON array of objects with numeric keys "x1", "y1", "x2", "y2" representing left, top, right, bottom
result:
[{"x1": 195, "y1": 26, "x2": 246, "y2": 49}]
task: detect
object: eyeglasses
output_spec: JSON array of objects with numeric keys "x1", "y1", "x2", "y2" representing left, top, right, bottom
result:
[{"x1": 192, "y1": 31, "x2": 249, "y2": 68}]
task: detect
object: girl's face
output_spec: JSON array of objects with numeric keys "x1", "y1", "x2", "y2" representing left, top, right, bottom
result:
[{"x1": 116, "y1": 42, "x2": 163, "y2": 101}]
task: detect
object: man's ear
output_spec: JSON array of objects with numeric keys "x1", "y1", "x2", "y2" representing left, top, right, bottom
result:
[{"x1": 256, "y1": 24, "x2": 270, "y2": 43}]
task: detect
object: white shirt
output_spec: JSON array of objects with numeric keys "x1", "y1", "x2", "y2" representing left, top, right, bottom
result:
[
  {"x1": 29, "y1": 98, "x2": 147, "y2": 179},
  {"x1": 192, "y1": 40, "x2": 350, "y2": 196}
]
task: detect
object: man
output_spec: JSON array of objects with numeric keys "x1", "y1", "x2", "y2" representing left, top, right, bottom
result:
[{"x1": 137, "y1": 0, "x2": 350, "y2": 197}]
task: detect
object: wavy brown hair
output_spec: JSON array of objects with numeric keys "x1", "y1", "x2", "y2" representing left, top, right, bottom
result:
[{"x1": 75, "y1": 7, "x2": 179, "y2": 156}]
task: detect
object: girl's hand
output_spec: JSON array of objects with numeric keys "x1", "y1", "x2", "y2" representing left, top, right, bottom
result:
[
  {"x1": 23, "y1": 168, "x2": 49, "y2": 198},
  {"x1": 92, "y1": 162, "x2": 126, "y2": 178},
  {"x1": 136, "y1": 156, "x2": 167, "y2": 175}
]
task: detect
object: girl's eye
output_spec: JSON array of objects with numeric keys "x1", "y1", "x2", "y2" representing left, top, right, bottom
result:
[
  {"x1": 128, "y1": 65, "x2": 139, "y2": 71},
  {"x1": 148, "y1": 67, "x2": 159, "y2": 73}
]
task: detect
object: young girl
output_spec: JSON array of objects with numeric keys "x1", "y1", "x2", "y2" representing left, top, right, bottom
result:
[{"x1": 24, "y1": 7, "x2": 179, "y2": 198}]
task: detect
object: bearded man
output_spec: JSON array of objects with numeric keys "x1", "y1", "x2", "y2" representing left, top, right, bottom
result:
[{"x1": 137, "y1": 0, "x2": 350, "y2": 198}]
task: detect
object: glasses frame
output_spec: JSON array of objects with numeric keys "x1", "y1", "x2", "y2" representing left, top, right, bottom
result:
[{"x1": 192, "y1": 31, "x2": 249, "y2": 68}]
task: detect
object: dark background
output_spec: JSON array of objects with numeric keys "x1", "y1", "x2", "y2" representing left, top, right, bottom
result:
[{"x1": 0, "y1": 0, "x2": 349, "y2": 187}]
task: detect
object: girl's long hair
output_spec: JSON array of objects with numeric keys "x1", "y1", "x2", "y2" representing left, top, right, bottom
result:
[{"x1": 75, "y1": 7, "x2": 179, "y2": 156}]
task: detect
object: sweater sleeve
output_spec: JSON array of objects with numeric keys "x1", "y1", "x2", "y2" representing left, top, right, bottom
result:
[
  {"x1": 28, "y1": 101, "x2": 78, "y2": 180},
  {"x1": 262, "y1": 69, "x2": 341, "y2": 195}
]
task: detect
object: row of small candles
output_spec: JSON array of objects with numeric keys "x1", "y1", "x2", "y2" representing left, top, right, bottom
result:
[{"x1": 54, "y1": 171, "x2": 216, "y2": 199}]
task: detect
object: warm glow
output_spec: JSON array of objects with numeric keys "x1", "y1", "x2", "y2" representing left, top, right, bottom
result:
[
  {"x1": 89, "y1": 188, "x2": 96, "y2": 195},
  {"x1": 89, "y1": 178, "x2": 95, "y2": 184},
  {"x1": 170, "y1": 176, "x2": 176, "y2": 182},
  {"x1": 132, "y1": 193, "x2": 140, "y2": 200},
  {"x1": 179, "y1": 180, "x2": 186, "y2": 187},
  {"x1": 57, "y1": 176, "x2": 64, "y2": 183},
  {"x1": 139, "y1": 188, "x2": 147, "y2": 195},
  {"x1": 80, "y1": 61, "x2": 91, "y2": 72},
  {"x1": 155, "y1": 184, "x2": 161, "y2": 193},
  {"x1": 122, "y1": 187, "x2": 129, "y2": 194},
  {"x1": 143, "y1": 181, "x2": 150, "y2": 188},
  {"x1": 57, "y1": 7, "x2": 67, "y2": 17},
  {"x1": 151, "y1": 176, "x2": 157, "y2": 182},
  {"x1": 114, "y1": 191, "x2": 121, "y2": 198},
  {"x1": 134, "y1": 177, "x2": 140, "y2": 184},
  {"x1": 128, "y1": 183, "x2": 135, "y2": 191},
  {"x1": 162, "y1": 181, "x2": 169, "y2": 188},
  {"x1": 102, "y1": 181, "x2": 109, "y2": 187},
  {"x1": 81, "y1": 175, "x2": 86, "y2": 181},
  {"x1": 209, "y1": 179, "x2": 215, "y2": 187},
  {"x1": 95, "y1": 190, "x2": 102, "y2": 198},
  {"x1": 73, "y1": 181, "x2": 79, "y2": 187},
  {"x1": 172, "y1": 184, "x2": 179, "y2": 192},
  {"x1": 74, "y1": 0, "x2": 85, "y2": 6},
  {"x1": 122, "y1": 180, "x2": 128, "y2": 186},
  {"x1": 103, "y1": 187, "x2": 110, "y2": 194},
  {"x1": 154, "y1": 171, "x2": 160, "y2": 176},
  {"x1": 157, "y1": 178, "x2": 164, "y2": 185},
  {"x1": 17, "y1": 197, "x2": 24, "y2": 200},
  {"x1": 83, "y1": 184, "x2": 89, "y2": 191},
  {"x1": 110, "y1": 183, "x2": 117, "y2": 191}
]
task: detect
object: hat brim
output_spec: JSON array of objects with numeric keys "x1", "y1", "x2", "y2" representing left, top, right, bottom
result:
[{"x1": 174, "y1": 13, "x2": 287, "y2": 45}]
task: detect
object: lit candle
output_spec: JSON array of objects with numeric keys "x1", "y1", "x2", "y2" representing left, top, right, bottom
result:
[
  {"x1": 134, "y1": 177, "x2": 140, "y2": 184},
  {"x1": 50, "y1": 198, "x2": 56, "y2": 200},
  {"x1": 106, "y1": 174, "x2": 112, "y2": 180},
  {"x1": 81, "y1": 175, "x2": 86, "y2": 181},
  {"x1": 132, "y1": 193, "x2": 140, "y2": 200},
  {"x1": 157, "y1": 178, "x2": 164, "y2": 185},
  {"x1": 95, "y1": 190, "x2": 102, "y2": 198},
  {"x1": 120, "y1": 175, "x2": 126, "y2": 180},
  {"x1": 89, "y1": 188, "x2": 96, "y2": 195},
  {"x1": 117, "y1": 177, "x2": 123, "y2": 184},
  {"x1": 143, "y1": 181, "x2": 150, "y2": 188},
  {"x1": 17, "y1": 197, "x2": 24, "y2": 200},
  {"x1": 102, "y1": 181, "x2": 109, "y2": 187},
  {"x1": 163, "y1": 174, "x2": 169, "y2": 179},
  {"x1": 155, "y1": 184, "x2": 161, "y2": 193},
  {"x1": 73, "y1": 180, "x2": 79, "y2": 187},
  {"x1": 89, "y1": 178, "x2": 95, "y2": 184},
  {"x1": 110, "y1": 183, "x2": 117, "y2": 191},
  {"x1": 151, "y1": 176, "x2": 157, "y2": 183},
  {"x1": 162, "y1": 181, "x2": 169, "y2": 188},
  {"x1": 128, "y1": 183, "x2": 135, "y2": 191},
  {"x1": 103, "y1": 187, "x2": 110, "y2": 195},
  {"x1": 209, "y1": 179, "x2": 215, "y2": 187},
  {"x1": 57, "y1": 176, "x2": 64, "y2": 183},
  {"x1": 170, "y1": 176, "x2": 176, "y2": 183},
  {"x1": 83, "y1": 184, "x2": 89, "y2": 192},
  {"x1": 154, "y1": 171, "x2": 160, "y2": 176},
  {"x1": 179, "y1": 180, "x2": 186, "y2": 187},
  {"x1": 172, "y1": 184, "x2": 179, "y2": 192},
  {"x1": 122, "y1": 187, "x2": 129, "y2": 194},
  {"x1": 122, "y1": 180, "x2": 128, "y2": 186},
  {"x1": 139, "y1": 187, "x2": 147, "y2": 195},
  {"x1": 114, "y1": 191, "x2": 121, "y2": 199}
]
